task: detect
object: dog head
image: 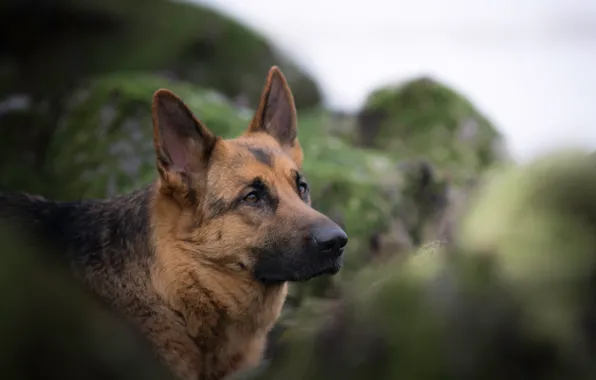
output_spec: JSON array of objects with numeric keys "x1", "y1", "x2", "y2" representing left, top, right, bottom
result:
[{"x1": 151, "y1": 66, "x2": 347, "y2": 284}]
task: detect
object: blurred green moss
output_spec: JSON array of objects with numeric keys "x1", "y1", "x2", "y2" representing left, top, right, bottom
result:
[
  {"x1": 0, "y1": 0, "x2": 321, "y2": 108},
  {"x1": 357, "y1": 77, "x2": 506, "y2": 184},
  {"x1": 458, "y1": 150, "x2": 596, "y2": 348},
  {"x1": 44, "y1": 73, "x2": 251, "y2": 200},
  {"x1": 251, "y1": 150, "x2": 596, "y2": 380},
  {"x1": 0, "y1": 0, "x2": 320, "y2": 198}
]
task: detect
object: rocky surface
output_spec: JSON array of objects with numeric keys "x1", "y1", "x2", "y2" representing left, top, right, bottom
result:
[
  {"x1": 0, "y1": 0, "x2": 320, "y2": 195},
  {"x1": 357, "y1": 77, "x2": 508, "y2": 184}
]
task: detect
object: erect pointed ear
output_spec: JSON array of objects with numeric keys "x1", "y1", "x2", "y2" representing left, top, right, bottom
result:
[
  {"x1": 152, "y1": 89, "x2": 217, "y2": 194},
  {"x1": 247, "y1": 66, "x2": 298, "y2": 149}
]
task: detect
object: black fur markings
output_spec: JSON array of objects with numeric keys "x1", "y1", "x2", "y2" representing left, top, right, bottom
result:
[
  {"x1": 234, "y1": 141, "x2": 276, "y2": 168},
  {"x1": 0, "y1": 186, "x2": 152, "y2": 274},
  {"x1": 247, "y1": 147, "x2": 273, "y2": 167}
]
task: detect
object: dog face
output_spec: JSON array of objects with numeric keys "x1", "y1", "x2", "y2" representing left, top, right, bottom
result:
[{"x1": 151, "y1": 67, "x2": 347, "y2": 284}]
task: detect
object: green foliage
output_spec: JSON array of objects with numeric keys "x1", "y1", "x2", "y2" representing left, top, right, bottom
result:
[
  {"x1": 357, "y1": 77, "x2": 505, "y2": 184},
  {"x1": 44, "y1": 73, "x2": 251, "y2": 200},
  {"x1": 0, "y1": 0, "x2": 320, "y2": 198},
  {"x1": 458, "y1": 150, "x2": 596, "y2": 346},
  {"x1": 0, "y1": 0, "x2": 320, "y2": 108},
  {"x1": 299, "y1": 111, "x2": 403, "y2": 270},
  {"x1": 0, "y1": 107, "x2": 51, "y2": 194},
  {"x1": 252, "y1": 150, "x2": 596, "y2": 380}
]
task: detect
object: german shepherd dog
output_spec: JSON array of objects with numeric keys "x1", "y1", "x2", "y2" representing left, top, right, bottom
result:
[{"x1": 0, "y1": 67, "x2": 348, "y2": 380}]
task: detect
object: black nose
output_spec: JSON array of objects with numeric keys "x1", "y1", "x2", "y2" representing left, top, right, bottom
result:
[{"x1": 311, "y1": 224, "x2": 348, "y2": 255}]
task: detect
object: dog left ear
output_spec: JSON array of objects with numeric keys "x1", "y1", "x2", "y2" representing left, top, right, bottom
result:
[
  {"x1": 152, "y1": 89, "x2": 217, "y2": 196},
  {"x1": 247, "y1": 66, "x2": 298, "y2": 150}
]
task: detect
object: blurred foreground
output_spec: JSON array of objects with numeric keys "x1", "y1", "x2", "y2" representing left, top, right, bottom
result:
[
  {"x1": 1, "y1": 0, "x2": 593, "y2": 379},
  {"x1": 249, "y1": 151, "x2": 596, "y2": 380}
]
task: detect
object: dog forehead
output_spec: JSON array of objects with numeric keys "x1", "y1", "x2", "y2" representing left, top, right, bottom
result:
[
  {"x1": 206, "y1": 138, "x2": 297, "y2": 191},
  {"x1": 225, "y1": 137, "x2": 295, "y2": 168}
]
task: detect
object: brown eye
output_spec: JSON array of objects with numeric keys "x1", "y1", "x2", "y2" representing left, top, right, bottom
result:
[{"x1": 243, "y1": 191, "x2": 260, "y2": 204}]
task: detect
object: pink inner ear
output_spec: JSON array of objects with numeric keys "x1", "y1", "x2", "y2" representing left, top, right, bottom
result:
[
  {"x1": 163, "y1": 123, "x2": 190, "y2": 172},
  {"x1": 169, "y1": 143, "x2": 189, "y2": 172}
]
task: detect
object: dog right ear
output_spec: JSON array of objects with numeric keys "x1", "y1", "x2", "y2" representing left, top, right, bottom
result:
[{"x1": 151, "y1": 89, "x2": 217, "y2": 195}]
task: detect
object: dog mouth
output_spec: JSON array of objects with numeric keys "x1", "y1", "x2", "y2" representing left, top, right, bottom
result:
[
  {"x1": 295, "y1": 256, "x2": 343, "y2": 282},
  {"x1": 256, "y1": 253, "x2": 344, "y2": 285}
]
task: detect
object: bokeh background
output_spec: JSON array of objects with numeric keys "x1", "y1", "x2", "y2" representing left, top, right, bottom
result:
[{"x1": 2, "y1": 0, "x2": 596, "y2": 379}]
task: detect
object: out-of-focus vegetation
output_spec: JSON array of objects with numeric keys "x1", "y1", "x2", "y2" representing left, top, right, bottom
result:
[
  {"x1": 0, "y1": 0, "x2": 320, "y2": 196},
  {"x1": 5, "y1": 1, "x2": 595, "y2": 380},
  {"x1": 245, "y1": 151, "x2": 596, "y2": 380}
]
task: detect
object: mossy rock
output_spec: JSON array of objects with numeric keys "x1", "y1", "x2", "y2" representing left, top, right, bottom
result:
[
  {"x1": 0, "y1": 106, "x2": 54, "y2": 194},
  {"x1": 0, "y1": 0, "x2": 320, "y2": 108},
  {"x1": 300, "y1": 113, "x2": 403, "y2": 273},
  {"x1": 357, "y1": 77, "x2": 505, "y2": 182},
  {"x1": 297, "y1": 113, "x2": 453, "y2": 276},
  {"x1": 0, "y1": 0, "x2": 320, "y2": 196},
  {"x1": 253, "y1": 157, "x2": 596, "y2": 379},
  {"x1": 258, "y1": 151, "x2": 596, "y2": 380},
  {"x1": 457, "y1": 149, "x2": 596, "y2": 348},
  {"x1": 0, "y1": 0, "x2": 321, "y2": 201},
  {"x1": 45, "y1": 73, "x2": 251, "y2": 200}
]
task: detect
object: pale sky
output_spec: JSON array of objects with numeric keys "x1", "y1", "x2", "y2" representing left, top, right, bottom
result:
[{"x1": 197, "y1": 0, "x2": 596, "y2": 162}]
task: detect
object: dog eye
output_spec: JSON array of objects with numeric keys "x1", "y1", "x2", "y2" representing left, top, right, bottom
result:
[
  {"x1": 298, "y1": 182, "x2": 309, "y2": 198},
  {"x1": 243, "y1": 191, "x2": 260, "y2": 204}
]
